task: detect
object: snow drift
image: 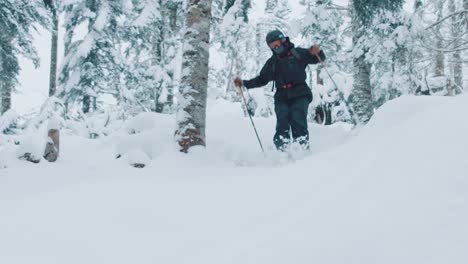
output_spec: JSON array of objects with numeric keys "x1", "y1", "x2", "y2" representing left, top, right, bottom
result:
[{"x1": 0, "y1": 95, "x2": 467, "y2": 264}]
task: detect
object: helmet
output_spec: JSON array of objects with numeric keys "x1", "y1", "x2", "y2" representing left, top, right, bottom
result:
[{"x1": 265, "y1": 30, "x2": 285, "y2": 46}]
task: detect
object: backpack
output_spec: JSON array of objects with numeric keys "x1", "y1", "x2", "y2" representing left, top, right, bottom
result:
[{"x1": 271, "y1": 48, "x2": 305, "y2": 91}]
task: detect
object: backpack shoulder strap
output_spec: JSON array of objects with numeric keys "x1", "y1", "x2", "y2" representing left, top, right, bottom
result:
[
  {"x1": 271, "y1": 56, "x2": 278, "y2": 91},
  {"x1": 270, "y1": 55, "x2": 279, "y2": 80},
  {"x1": 290, "y1": 48, "x2": 305, "y2": 65}
]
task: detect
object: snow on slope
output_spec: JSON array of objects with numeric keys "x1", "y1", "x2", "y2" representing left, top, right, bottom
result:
[{"x1": 0, "y1": 95, "x2": 467, "y2": 264}]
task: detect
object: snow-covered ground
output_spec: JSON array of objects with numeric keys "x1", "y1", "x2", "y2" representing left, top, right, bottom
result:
[{"x1": 1, "y1": 94, "x2": 467, "y2": 264}]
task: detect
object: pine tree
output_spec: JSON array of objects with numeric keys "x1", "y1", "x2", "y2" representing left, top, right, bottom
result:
[
  {"x1": 349, "y1": 0, "x2": 404, "y2": 124},
  {"x1": 298, "y1": 0, "x2": 351, "y2": 124},
  {"x1": 368, "y1": 10, "x2": 424, "y2": 105},
  {"x1": 161, "y1": 0, "x2": 184, "y2": 112},
  {"x1": 0, "y1": 0, "x2": 48, "y2": 114},
  {"x1": 120, "y1": 0, "x2": 183, "y2": 114},
  {"x1": 123, "y1": 0, "x2": 165, "y2": 113},
  {"x1": 175, "y1": 0, "x2": 213, "y2": 153},
  {"x1": 216, "y1": 0, "x2": 252, "y2": 102},
  {"x1": 59, "y1": 0, "x2": 124, "y2": 114}
]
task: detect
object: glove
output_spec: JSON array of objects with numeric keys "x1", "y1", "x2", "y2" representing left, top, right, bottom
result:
[
  {"x1": 309, "y1": 45, "x2": 320, "y2": 57},
  {"x1": 234, "y1": 78, "x2": 243, "y2": 88}
]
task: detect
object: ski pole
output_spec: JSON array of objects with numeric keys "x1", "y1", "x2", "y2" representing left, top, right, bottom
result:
[
  {"x1": 238, "y1": 85, "x2": 265, "y2": 154},
  {"x1": 314, "y1": 54, "x2": 357, "y2": 126}
]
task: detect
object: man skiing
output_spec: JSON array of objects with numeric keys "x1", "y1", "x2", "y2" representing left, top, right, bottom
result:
[{"x1": 234, "y1": 30, "x2": 326, "y2": 151}]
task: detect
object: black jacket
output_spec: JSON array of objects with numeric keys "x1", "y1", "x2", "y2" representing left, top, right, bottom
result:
[{"x1": 243, "y1": 42, "x2": 326, "y2": 102}]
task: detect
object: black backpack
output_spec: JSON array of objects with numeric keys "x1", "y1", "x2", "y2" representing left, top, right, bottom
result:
[{"x1": 271, "y1": 48, "x2": 305, "y2": 91}]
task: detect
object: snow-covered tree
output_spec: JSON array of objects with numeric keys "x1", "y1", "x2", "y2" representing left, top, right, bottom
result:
[
  {"x1": 216, "y1": 0, "x2": 252, "y2": 102},
  {"x1": 122, "y1": 0, "x2": 166, "y2": 113},
  {"x1": 175, "y1": 0, "x2": 213, "y2": 152},
  {"x1": 448, "y1": 0, "x2": 463, "y2": 93},
  {"x1": 297, "y1": 0, "x2": 352, "y2": 125},
  {"x1": 422, "y1": 0, "x2": 466, "y2": 95},
  {"x1": 59, "y1": 0, "x2": 125, "y2": 114},
  {"x1": 112, "y1": 0, "x2": 184, "y2": 115},
  {"x1": 362, "y1": 10, "x2": 425, "y2": 107},
  {"x1": 160, "y1": 0, "x2": 184, "y2": 112},
  {"x1": 0, "y1": 0, "x2": 48, "y2": 114},
  {"x1": 434, "y1": 0, "x2": 445, "y2": 78},
  {"x1": 349, "y1": 0, "x2": 404, "y2": 124}
]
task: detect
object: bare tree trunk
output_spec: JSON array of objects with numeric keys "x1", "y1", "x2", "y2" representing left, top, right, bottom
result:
[
  {"x1": 175, "y1": 0, "x2": 212, "y2": 153},
  {"x1": 350, "y1": 4, "x2": 373, "y2": 124},
  {"x1": 435, "y1": 0, "x2": 445, "y2": 77},
  {"x1": 49, "y1": 4, "x2": 59, "y2": 97},
  {"x1": 449, "y1": 0, "x2": 463, "y2": 92}
]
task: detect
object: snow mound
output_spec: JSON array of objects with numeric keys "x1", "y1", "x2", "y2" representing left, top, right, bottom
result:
[
  {"x1": 0, "y1": 95, "x2": 467, "y2": 264},
  {"x1": 114, "y1": 112, "x2": 175, "y2": 160},
  {"x1": 0, "y1": 109, "x2": 18, "y2": 132},
  {"x1": 122, "y1": 112, "x2": 173, "y2": 134}
]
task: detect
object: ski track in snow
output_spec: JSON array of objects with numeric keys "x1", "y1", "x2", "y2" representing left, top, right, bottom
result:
[{"x1": 1, "y1": 95, "x2": 468, "y2": 264}]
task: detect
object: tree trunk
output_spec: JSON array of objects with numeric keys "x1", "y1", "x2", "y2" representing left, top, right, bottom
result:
[
  {"x1": 82, "y1": 95, "x2": 91, "y2": 113},
  {"x1": 317, "y1": 66, "x2": 324, "y2": 86},
  {"x1": 435, "y1": 0, "x2": 445, "y2": 77},
  {"x1": 0, "y1": 37, "x2": 15, "y2": 115},
  {"x1": 447, "y1": 79, "x2": 453, "y2": 96},
  {"x1": 81, "y1": 0, "x2": 97, "y2": 114},
  {"x1": 465, "y1": 0, "x2": 468, "y2": 31},
  {"x1": 352, "y1": 52, "x2": 373, "y2": 123},
  {"x1": 49, "y1": 4, "x2": 59, "y2": 97},
  {"x1": 175, "y1": 0, "x2": 212, "y2": 153},
  {"x1": 449, "y1": 0, "x2": 463, "y2": 92},
  {"x1": 165, "y1": 2, "x2": 181, "y2": 111},
  {"x1": 0, "y1": 80, "x2": 12, "y2": 115},
  {"x1": 45, "y1": 1, "x2": 61, "y2": 162},
  {"x1": 350, "y1": 4, "x2": 373, "y2": 124}
]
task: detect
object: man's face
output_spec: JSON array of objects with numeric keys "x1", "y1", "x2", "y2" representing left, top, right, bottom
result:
[{"x1": 269, "y1": 39, "x2": 282, "y2": 49}]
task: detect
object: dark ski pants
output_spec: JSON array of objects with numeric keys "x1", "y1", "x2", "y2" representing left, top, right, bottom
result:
[{"x1": 273, "y1": 96, "x2": 311, "y2": 150}]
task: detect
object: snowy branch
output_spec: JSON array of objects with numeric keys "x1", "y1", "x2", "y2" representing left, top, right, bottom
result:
[
  {"x1": 425, "y1": 10, "x2": 468, "y2": 30},
  {"x1": 328, "y1": 3, "x2": 349, "y2": 11},
  {"x1": 418, "y1": 41, "x2": 468, "y2": 53}
]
